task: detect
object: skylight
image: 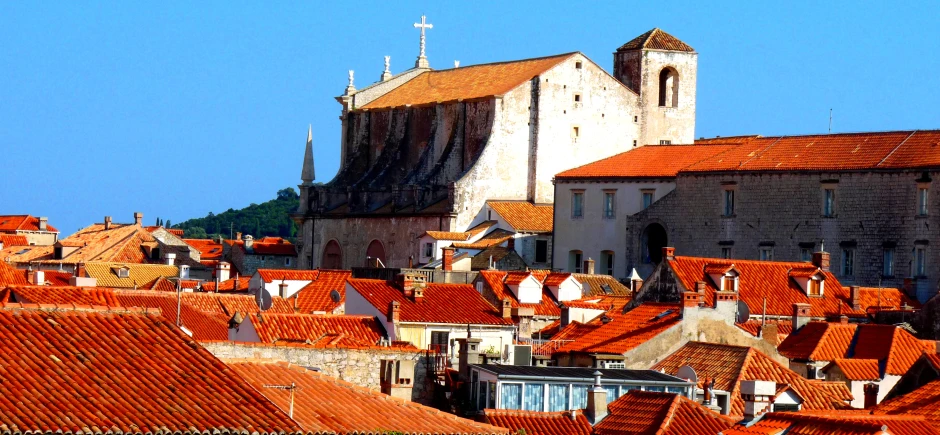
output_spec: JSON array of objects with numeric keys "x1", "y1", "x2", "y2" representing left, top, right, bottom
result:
[{"x1": 653, "y1": 309, "x2": 675, "y2": 320}]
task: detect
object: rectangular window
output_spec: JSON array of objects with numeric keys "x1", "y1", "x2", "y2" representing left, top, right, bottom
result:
[
  {"x1": 285, "y1": 257, "x2": 291, "y2": 266},
  {"x1": 883, "y1": 248, "x2": 895, "y2": 277},
  {"x1": 919, "y1": 187, "x2": 929, "y2": 216},
  {"x1": 809, "y1": 279, "x2": 821, "y2": 296},
  {"x1": 602, "y1": 251, "x2": 614, "y2": 275},
  {"x1": 570, "y1": 251, "x2": 583, "y2": 273},
  {"x1": 759, "y1": 247, "x2": 774, "y2": 261},
  {"x1": 800, "y1": 248, "x2": 812, "y2": 262},
  {"x1": 500, "y1": 383, "x2": 522, "y2": 410},
  {"x1": 430, "y1": 331, "x2": 450, "y2": 355},
  {"x1": 535, "y1": 240, "x2": 548, "y2": 263},
  {"x1": 571, "y1": 385, "x2": 588, "y2": 410},
  {"x1": 915, "y1": 246, "x2": 927, "y2": 277},
  {"x1": 523, "y1": 383, "x2": 545, "y2": 411},
  {"x1": 603, "y1": 192, "x2": 616, "y2": 219},
  {"x1": 659, "y1": 140, "x2": 672, "y2": 145},
  {"x1": 823, "y1": 188, "x2": 836, "y2": 217},
  {"x1": 424, "y1": 242, "x2": 433, "y2": 258},
  {"x1": 572, "y1": 126, "x2": 580, "y2": 138},
  {"x1": 642, "y1": 191, "x2": 654, "y2": 209},
  {"x1": 723, "y1": 189, "x2": 735, "y2": 216},
  {"x1": 721, "y1": 247, "x2": 732, "y2": 259},
  {"x1": 547, "y1": 384, "x2": 569, "y2": 412},
  {"x1": 842, "y1": 248, "x2": 855, "y2": 276},
  {"x1": 721, "y1": 276, "x2": 734, "y2": 291},
  {"x1": 572, "y1": 191, "x2": 584, "y2": 218},
  {"x1": 573, "y1": 93, "x2": 581, "y2": 102}
]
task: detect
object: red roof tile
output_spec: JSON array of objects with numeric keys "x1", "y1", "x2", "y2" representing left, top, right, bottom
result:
[
  {"x1": 555, "y1": 144, "x2": 739, "y2": 179},
  {"x1": 256, "y1": 268, "x2": 322, "y2": 283},
  {"x1": 424, "y1": 230, "x2": 473, "y2": 241},
  {"x1": 723, "y1": 413, "x2": 940, "y2": 435},
  {"x1": 478, "y1": 270, "x2": 561, "y2": 317},
  {"x1": 875, "y1": 377, "x2": 940, "y2": 428},
  {"x1": 247, "y1": 313, "x2": 388, "y2": 348},
  {"x1": 0, "y1": 214, "x2": 58, "y2": 232},
  {"x1": 0, "y1": 234, "x2": 29, "y2": 247},
  {"x1": 201, "y1": 276, "x2": 251, "y2": 292},
  {"x1": 594, "y1": 390, "x2": 734, "y2": 435},
  {"x1": 553, "y1": 302, "x2": 681, "y2": 356},
  {"x1": 453, "y1": 228, "x2": 516, "y2": 249},
  {"x1": 363, "y1": 53, "x2": 575, "y2": 110},
  {"x1": 824, "y1": 358, "x2": 881, "y2": 381},
  {"x1": 348, "y1": 278, "x2": 513, "y2": 325},
  {"x1": 778, "y1": 323, "x2": 934, "y2": 375},
  {"x1": 231, "y1": 361, "x2": 507, "y2": 434},
  {"x1": 3, "y1": 285, "x2": 121, "y2": 306},
  {"x1": 0, "y1": 305, "x2": 302, "y2": 434},
  {"x1": 652, "y1": 341, "x2": 851, "y2": 417},
  {"x1": 487, "y1": 201, "x2": 554, "y2": 233},
  {"x1": 0, "y1": 261, "x2": 28, "y2": 286},
  {"x1": 735, "y1": 319, "x2": 794, "y2": 342},
  {"x1": 484, "y1": 409, "x2": 591, "y2": 435},
  {"x1": 292, "y1": 269, "x2": 351, "y2": 313},
  {"x1": 183, "y1": 238, "x2": 224, "y2": 260},
  {"x1": 617, "y1": 28, "x2": 695, "y2": 52}
]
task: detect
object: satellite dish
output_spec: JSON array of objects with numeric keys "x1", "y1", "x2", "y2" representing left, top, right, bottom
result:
[
  {"x1": 736, "y1": 300, "x2": 751, "y2": 324},
  {"x1": 257, "y1": 289, "x2": 273, "y2": 311},
  {"x1": 329, "y1": 289, "x2": 341, "y2": 303},
  {"x1": 677, "y1": 364, "x2": 698, "y2": 384}
]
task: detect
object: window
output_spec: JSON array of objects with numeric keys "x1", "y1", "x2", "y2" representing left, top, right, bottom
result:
[
  {"x1": 823, "y1": 188, "x2": 836, "y2": 217},
  {"x1": 571, "y1": 191, "x2": 584, "y2": 218},
  {"x1": 773, "y1": 403, "x2": 800, "y2": 412},
  {"x1": 572, "y1": 384, "x2": 588, "y2": 409},
  {"x1": 116, "y1": 268, "x2": 130, "y2": 278},
  {"x1": 601, "y1": 251, "x2": 614, "y2": 275},
  {"x1": 723, "y1": 189, "x2": 735, "y2": 216},
  {"x1": 572, "y1": 126, "x2": 580, "y2": 139},
  {"x1": 759, "y1": 247, "x2": 774, "y2": 261},
  {"x1": 642, "y1": 190, "x2": 654, "y2": 209},
  {"x1": 573, "y1": 93, "x2": 581, "y2": 102},
  {"x1": 523, "y1": 383, "x2": 545, "y2": 411},
  {"x1": 659, "y1": 140, "x2": 672, "y2": 145},
  {"x1": 535, "y1": 240, "x2": 548, "y2": 263},
  {"x1": 883, "y1": 248, "x2": 895, "y2": 277},
  {"x1": 914, "y1": 246, "x2": 927, "y2": 277},
  {"x1": 500, "y1": 383, "x2": 522, "y2": 410},
  {"x1": 919, "y1": 187, "x2": 929, "y2": 216},
  {"x1": 569, "y1": 250, "x2": 583, "y2": 273},
  {"x1": 800, "y1": 248, "x2": 812, "y2": 262},
  {"x1": 548, "y1": 384, "x2": 569, "y2": 412},
  {"x1": 632, "y1": 140, "x2": 637, "y2": 147},
  {"x1": 285, "y1": 257, "x2": 291, "y2": 266},
  {"x1": 634, "y1": 116, "x2": 638, "y2": 122},
  {"x1": 721, "y1": 275, "x2": 735, "y2": 291},
  {"x1": 603, "y1": 191, "x2": 616, "y2": 219},
  {"x1": 808, "y1": 278, "x2": 821, "y2": 296},
  {"x1": 721, "y1": 247, "x2": 732, "y2": 259},
  {"x1": 424, "y1": 242, "x2": 433, "y2": 258},
  {"x1": 430, "y1": 331, "x2": 450, "y2": 354},
  {"x1": 842, "y1": 248, "x2": 855, "y2": 276},
  {"x1": 575, "y1": 61, "x2": 582, "y2": 69},
  {"x1": 658, "y1": 67, "x2": 679, "y2": 107},
  {"x1": 604, "y1": 385, "x2": 620, "y2": 404}
]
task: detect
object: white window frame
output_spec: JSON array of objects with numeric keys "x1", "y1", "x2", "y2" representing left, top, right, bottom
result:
[{"x1": 424, "y1": 242, "x2": 433, "y2": 258}]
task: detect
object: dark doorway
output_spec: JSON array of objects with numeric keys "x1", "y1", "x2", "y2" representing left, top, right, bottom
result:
[
  {"x1": 366, "y1": 240, "x2": 386, "y2": 267},
  {"x1": 323, "y1": 240, "x2": 343, "y2": 269},
  {"x1": 642, "y1": 223, "x2": 668, "y2": 264}
]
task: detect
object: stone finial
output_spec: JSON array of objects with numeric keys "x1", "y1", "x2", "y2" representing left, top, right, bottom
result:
[
  {"x1": 300, "y1": 124, "x2": 315, "y2": 185},
  {"x1": 454, "y1": 60, "x2": 460, "y2": 68},
  {"x1": 413, "y1": 15, "x2": 433, "y2": 68},
  {"x1": 344, "y1": 70, "x2": 356, "y2": 95},
  {"x1": 381, "y1": 56, "x2": 392, "y2": 81}
]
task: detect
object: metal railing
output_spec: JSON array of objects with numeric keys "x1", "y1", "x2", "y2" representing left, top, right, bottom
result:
[{"x1": 517, "y1": 338, "x2": 574, "y2": 356}]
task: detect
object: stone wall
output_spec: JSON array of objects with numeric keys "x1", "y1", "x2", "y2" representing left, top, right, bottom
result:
[
  {"x1": 308, "y1": 214, "x2": 452, "y2": 269},
  {"x1": 202, "y1": 342, "x2": 435, "y2": 404}
]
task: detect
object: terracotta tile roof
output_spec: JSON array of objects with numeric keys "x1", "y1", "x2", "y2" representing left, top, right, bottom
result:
[
  {"x1": 684, "y1": 130, "x2": 940, "y2": 173},
  {"x1": 542, "y1": 272, "x2": 570, "y2": 287},
  {"x1": 471, "y1": 246, "x2": 516, "y2": 270},
  {"x1": 229, "y1": 238, "x2": 297, "y2": 256},
  {"x1": 553, "y1": 302, "x2": 681, "y2": 356},
  {"x1": 651, "y1": 341, "x2": 851, "y2": 417},
  {"x1": 617, "y1": 28, "x2": 695, "y2": 52},
  {"x1": 484, "y1": 409, "x2": 591, "y2": 435},
  {"x1": 453, "y1": 229, "x2": 516, "y2": 249},
  {"x1": 256, "y1": 268, "x2": 322, "y2": 283},
  {"x1": 0, "y1": 234, "x2": 29, "y2": 247},
  {"x1": 201, "y1": 276, "x2": 251, "y2": 292},
  {"x1": 572, "y1": 273, "x2": 633, "y2": 296},
  {"x1": 0, "y1": 261, "x2": 28, "y2": 286},
  {"x1": 0, "y1": 305, "x2": 302, "y2": 434},
  {"x1": 594, "y1": 390, "x2": 734, "y2": 435},
  {"x1": 856, "y1": 286, "x2": 920, "y2": 312},
  {"x1": 246, "y1": 313, "x2": 389, "y2": 348},
  {"x1": 362, "y1": 53, "x2": 576, "y2": 110},
  {"x1": 694, "y1": 135, "x2": 763, "y2": 144},
  {"x1": 810, "y1": 380, "x2": 855, "y2": 403},
  {"x1": 144, "y1": 226, "x2": 183, "y2": 237},
  {"x1": 824, "y1": 358, "x2": 881, "y2": 381},
  {"x1": 487, "y1": 201, "x2": 554, "y2": 233},
  {"x1": 0, "y1": 214, "x2": 58, "y2": 232},
  {"x1": 40, "y1": 269, "x2": 74, "y2": 286},
  {"x1": 10, "y1": 222, "x2": 160, "y2": 265},
  {"x1": 478, "y1": 270, "x2": 561, "y2": 317},
  {"x1": 183, "y1": 238, "x2": 224, "y2": 260},
  {"x1": 778, "y1": 322, "x2": 934, "y2": 375},
  {"x1": 556, "y1": 144, "x2": 738, "y2": 179},
  {"x1": 735, "y1": 319, "x2": 793, "y2": 342},
  {"x1": 424, "y1": 230, "x2": 473, "y2": 241},
  {"x1": 2, "y1": 285, "x2": 121, "y2": 306},
  {"x1": 83, "y1": 261, "x2": 179, "y2": 288},
  {"x1": 293, "y1": 269, "x2": 351, "y2": 313},
  {"x1": 348, "y1": 278, "x2": 513, "y2": 325},
  {"x1": 230, "y1": 361, "x2": 507, "y2": 434},
  {"x1": 874, "y1": 377, "x2": 940, "y2": 428},
  {"x1": 723, "y1": 413, "x2": 940, "y2": 435}
]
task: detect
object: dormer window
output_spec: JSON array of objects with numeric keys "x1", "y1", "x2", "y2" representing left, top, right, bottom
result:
[
  {"x1": 115, "y1": 267, "x2": 130, "y2": 278},
  {"x1": 721, "y1": 275, "x2": 736, "y2": 291},
  {"x1": 705, "y1": 264, "x2": 739, "y2": 292},
  {"x1": 789, "y1": 267, "x2": 826, "y2": 297},
  {"x1": 808, "y1": 277, "x2": 822, "y2": 296}
]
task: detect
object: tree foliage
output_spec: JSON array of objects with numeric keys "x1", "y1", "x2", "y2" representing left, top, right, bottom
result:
[{"x1": 174, "y1": 187, "x2": 300, "y2": 240}]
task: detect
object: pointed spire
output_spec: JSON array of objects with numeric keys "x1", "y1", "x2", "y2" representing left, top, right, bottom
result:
[{"x1": 301, "y1": 124, "x2": 315, "y2": 185}]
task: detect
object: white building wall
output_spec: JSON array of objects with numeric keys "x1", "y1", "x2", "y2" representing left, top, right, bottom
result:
[
  {"x1": 637, "y1": 50, "x2": 697, "y2": 145},
  {"x1": 260, "y1": 279, "x2": 312, "y2": 299}
]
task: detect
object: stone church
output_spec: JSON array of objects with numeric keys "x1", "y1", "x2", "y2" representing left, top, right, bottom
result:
[{"x1": 293, "y1": 25, "x2": 699, "y2": 269}]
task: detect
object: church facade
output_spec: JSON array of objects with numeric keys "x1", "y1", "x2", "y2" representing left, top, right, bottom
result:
[{"x1": 294, "y1": 28, "x2": 699, "y2": 269}]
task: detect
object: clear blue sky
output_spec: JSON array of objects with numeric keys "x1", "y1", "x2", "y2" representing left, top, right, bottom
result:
[{"x1": 1, "y1": 1, "x2": 938, "y2": 235}]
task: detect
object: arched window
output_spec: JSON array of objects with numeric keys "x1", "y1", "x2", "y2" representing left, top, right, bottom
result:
[
  {"x1": 569, "y1": 250, "x2": 584, "y2": 273},
  {"x1": 322, "y1": 240, "x2": 343, "y2": 270},
  {"x1": 658, "y1": 68, "x2": 679, "y2": 108},
  {"x1": 641, "y1": 224, "x2": 668, "y2": 264},
  {"x1": 366, "y1": 240, "x2": 386, "y2": 267}
]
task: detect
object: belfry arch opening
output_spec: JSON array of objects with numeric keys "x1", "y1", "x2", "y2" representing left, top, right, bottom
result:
[
  {"x1": 366, "y1": 240, "x2": 387, "y2": 267},
  {"x1": 642, "y1": 223, "x2": 668, "y2": 264},
  {"x1": 323, "y1": 240, "x2": 343, "y2": 270},
  {"x1": 658, "y1": 68, "x2": 679, "y2": 108}
]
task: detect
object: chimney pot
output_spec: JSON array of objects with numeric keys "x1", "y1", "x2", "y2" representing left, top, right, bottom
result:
[
  {"x1": 663, "y1": 247, "x2": 676, "y2": 261},
  {"x1": 32, "y1": 270, "x2": 45, "y2": 286},
  {"x1": 133, "y1": 212, "x2": 143, "y2": 226},
  {"x1": 863, "y1": 382, "x2": 880, "y2": 409},
  {"x1": 502, "y1": 298, "x2": 512, "y2": 319},
  {"x1": 164, "y1": 252, "x2": 176, "y2": 266},
  {"x1": 792, "y1": 303, "x2": 811, "y2": 331},
  {"x1": 586, "y1": 371, "x2": 608, "y2": 424},
  {"x1": 279, "y1": 282, "x2": 289, "y2": 298},
  {"x1": 216, "y1": 261, "x2": 231, "y2": 282},
  {"x1": 243, "y1": 234, "x2": 254, "y2": 250},
  {"x1": 38, "y1": 217, "x2": 48, "y2": 231},
  {"x1": 104, "y1": 216, "x2": 112, "y2": 230},
  {"x1": 812, "y1": 250, "x2": 830, "y2": 271},
  {"x1": 850, "y1": 285, "x2": 861, "y2": 310},
  {"x1": 441, "y1": 246, "x2": 455, "y2": 271},
  {"x1": 387, "y1": 300, "x2": 401, "y2": 323}
]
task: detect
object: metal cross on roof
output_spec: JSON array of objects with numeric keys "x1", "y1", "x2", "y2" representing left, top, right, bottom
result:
[{"x1": 413, "y1": 15, "x2": 433, "y2": 68}]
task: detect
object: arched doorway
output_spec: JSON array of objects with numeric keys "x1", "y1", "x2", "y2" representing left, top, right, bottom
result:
[
  {"x1": 642, "y1": 223, "x2": 668, "y2": 264},
  {"x1": 366, "y1": 240, "x2": 386, "y2": 267},
  {"x1": 322, "y1": 240, "x2": 343, "y2": 269}
]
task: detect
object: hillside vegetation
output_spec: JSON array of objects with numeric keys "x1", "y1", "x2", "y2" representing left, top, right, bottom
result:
[{"x1": 174, "y1": 187, "x2": 300, "y2": 240}]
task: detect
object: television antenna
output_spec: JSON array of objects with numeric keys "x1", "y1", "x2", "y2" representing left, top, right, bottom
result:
[{"x1": 262, "y1": 383, "x2": 297, "y2": 418}]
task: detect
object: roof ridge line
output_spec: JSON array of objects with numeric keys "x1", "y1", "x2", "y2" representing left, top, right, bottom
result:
[
  {"x1": 657, "y1": 393, "x2": 683, "y2": 434},
  {"x1": 877, "y1": 130, "x2": 918, "y2": 167}
]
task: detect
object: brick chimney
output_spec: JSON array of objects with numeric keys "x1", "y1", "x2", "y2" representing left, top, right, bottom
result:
[
  {"x1": 441, "y1": 246, "x2": 455, "y2": 271},
  {"x1": 583, "y1": 258, "x2": 595, "y2": 275},
  {"x1": 812, "y1": 250, "x2": 830, "y2": 271},
  {"x1": 216, "y1": 261, "x2": 231, "y2": 282},
  {"x1": 586, "y1": 371, "x2": 608, "y2": 424},
  {"x1": 395, "y1": 272, "x2": 425, "y2": 297},
  {"x1": 682, "y1": 283, "x2": 705, "y2": 310},
  {"x1": 75, "y1": 262, "x2": 86, "y2": 278},
  {"x1": 863, "y1": 382, "x2": 880, "y2": 409},
  {"x1": 663, "y1": 247, "x2": 676, "y2": 261},
  {"x1": 133, "y1": 212, "x2": 143, "y2": 226},
  {"x1": 696, "y1": 280, "x2": 706, "y2": 292},
  {"x1": 792, "y1": 303, "x2": 811, "y2": 331},
  {"x1": 104, "y1": 216, "x2": 112, "y2": 230},
  {"x1": 502, "y1": 298, "x2": 512, "y2": 319},
  {"x1": 412, "y1": 284, "x2": 425, "y2": 303},
  {"x1": 387, "y1": 300, "x2": 400, "y2": 323},
  {"x1": 850, "y1": 285, "x2": 861, "y2": 310},
  {"x1": 38, "y1": 217, "x2": 48, "y2": 231}
]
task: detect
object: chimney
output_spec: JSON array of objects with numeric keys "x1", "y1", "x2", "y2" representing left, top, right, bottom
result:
[
  {"x1": 507, "y1": 237, "x2": 516, "y2": 251},
  {"x1": 560, "y1": 306, "x2": 572, "y2": 327},
  {"x1": 235, "y1": 231, "x2": 242, "y2": 241},
  {"x1": 243, "y1": 235, "x2": 254, "y2": 251},
  {"x1": 502, "y1": 298, "x2": 512, "y2": 319},
  {"x1": 412, "y1": 284, "x2": 425, "y2": 303},
  {"x1": 441, "y1": 246, "x2": 455, "y2": 271},
  {"x1": 396, "y1": 273, "x2": 416, "y2": 297},
  {"x1": 387, "y1": 300, "x2": 400, "y2": 323},
  {"x1": 216, "y1": 261, "x2": 231, "y2": 282},
  {"x1": 32, "y1": 270, "x2": 45, "y2": 286},
  {"x1": 696, "y1": 280, "x2": 706, "y2": 292},
  {"x1": 812, "y1": 250, "x2": 830, "y2": 271},
  {"x1": 133, "y1": 212, "x2": 143, "y2": 226},
  {"x1": 179, "y1": 265, "x2": 190, "y2": 279},
  {"x1": 457, "y1": 332, "x2": 483, "y2": 381},
  {"x1": 850, "y1": 285, "x2": 861, "y2": 310},
  {"x1": 104, "y1": 216, "x2": 112, "y2": 230},
  {"x1": 792, "y1": 303, "x2": 811, "y2": 332},
  {"x1": 863, "y1": 382, "x2": 880, "y2": 409},
  {"x1": 38, "y1": 217, "x2": 48, "y2": 231},
  {"x1": 741, "y1": 380, "x2": 776, "y2": 419},
  {"x1": 75, "y1": 262, "x2": 86, "y2": 278},
  {"x1": 583, "y1": 258, "x2": 595, "y2": 275},
  {"x1": 663, "y1": 247, "x2": 676, "y2": 261},
  {"x1": 586, "y1": 371, "x2": 608, "y2": 424},
  {"x1": 164, "y1": 252, "x2": 176, "y2": 266},
  {"x1": 279, "y1": 281, "x2": 289, "y2": 298},
  {"x1": 760, "y1": 323, "x2": 779, "y2": 346}
]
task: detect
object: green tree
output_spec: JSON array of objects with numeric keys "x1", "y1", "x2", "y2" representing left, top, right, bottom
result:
[{"x1": 174, "y1": 187, "x2": 301, "y2": 240}]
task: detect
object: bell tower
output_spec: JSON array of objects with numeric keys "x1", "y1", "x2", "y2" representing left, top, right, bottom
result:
[{"x1": 614, "y1": 28, "x2": 697, "y2": 145}]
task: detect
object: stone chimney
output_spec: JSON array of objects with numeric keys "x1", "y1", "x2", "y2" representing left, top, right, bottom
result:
[
  {"x1": 75, "y1": 263, "x2": 86, "y2": 278},
  {"x1": 164, "y1": 252, "x2": 176, "y2": 266},
  {"x1": 583, "y1": 258, "x2": 595, "y2": 275},
  {"x1": 216, "y1": 261, "x2": 231, "y2": 282},
  {"x1": 715, "y1": 289, "x2": 738, "y2": 321},
  {"x1": 32, "y1": 270, "x2": 45, "y2": 286},
  {"x1": 663, "y1": 247, "x2": 676, "y2": 262},
  {"x1": 387, "y1": 300, "x2": 400, "y2": 323},
  {"x1": 104, "y1": 216, "x2": 112, "y2": 230},
  {"x1": 457, "y1": 333, "x2": 483, "y2": 381},
  {"x1": 235, "y1": 231, "x2": 242, "y2": 241},
  {"x1": 38, "y1": 217, "x2": 48, "y2": 231},
  {"x1": 850, "y1": 285, "x2": 861, "y2": 310},
  {"x1": 741, "y1": 380, "x2": 776, "y2": 419},
  {"x1": 792, "y1": 303, "x2": 811, "y2": 332},
  {"x1": 279, "y1": 281, "x2": 289, "y2": 298},
  {"x1": 441, "y1": 246, "x2": 455, "y2": 271},
  {"x1": 812, "y1": 250, "x2": 830, "y2": 271},
  {"x1": 243, "y1": 234, "x2": 254, "y2": 251},
  {"x1": 502, "y1": 298, "x2": 512, "y2": 319},
  {"x1": 179, "y1": 265, "x2": 190, "y2": 279},
  {"x1": 133, "y1": 212, "x2": 143, "y2": 226},
  {"x1": 586, "y1": 371, "x2": 608, "y2": 424},
  {"x1": 863, "y1": 382, "x2": 880, "y2": 409}
]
